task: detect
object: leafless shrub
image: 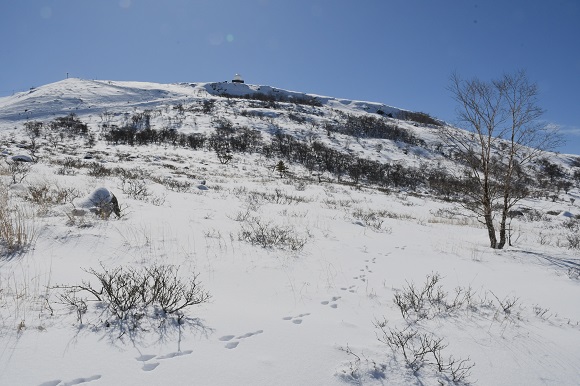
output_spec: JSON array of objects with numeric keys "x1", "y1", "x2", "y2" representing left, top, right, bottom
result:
[
  {"x1": 567, "y1": 267, "x2": 580, "y2": 280},
  {"x1": 238, "y1": 217, "x2": 307, "y2": 251},
  {"x1": 532, "y1": 305, "x2": 551, "y2": 320},
  {"x1": 56, "y1": 264, "x2": 210, "y2": 329},
  {"x1": 248, "y1": 188, "x2": 308, "y2": 205},
  {"x1": 563, "y1": 219, "x2": 580, "y2": 249},
  {"x1": 351, "y1": 208, "x2": 404, "y2": 232},
  {"x1": 489, "y1": 291, "x2": 520, "y2": 319},
  {"x1": 4, "y1": 160, "x2": 32, "y2": 184},
  {"x1": 562, "y1": 218, "x2": 579, "y2": 230},
  {"x1": 161, "y1": 178, "x2": 192, "y2": 193},
  {"x1": 537, "y1": 232, "x2": 552, "y2": 246},
  {"x1": 337, "y1": 345, "x2": 387, "y2": 383},
  {"x1": 294, "y1": 180, "x2": 307, "y2": 191},
  {"x1": 393, "y1": 274, "x2": 479, "y2": 322},
  {"x1": 323, "y1": 198, "x2": 359, "y2": 209},
  {"x1": 566, "y1": 233, "x2": 580, "y2": 250},
  {"x1": 26, "y1": 182, "x2": 82, "y2": 214},
  {"x1": 143, "y1": 264, "x2": 210, "y2": 314},
  {"x1": 228, "y1": 207, "x2": 254, "y2": 222},
  {"x1": 375, "y1": 321, "x2": 474, "y2": 383},
  {"x1": 523, "y1": 209, "x2": 550, "y2": 222},
  {"x1": 0, "y1": 185, "x2": 36, "y2": 255},
  {"x1": 393, "y1": 273, "x2": 449, "y2": 320},
  {"x1": 337, "y1": 345, "x2": 364, "y2": 382},
  {"x1": 0, "y1": 268, "x2": 54, "y2": 333},
  {"x1": 55, "y1": 157, "x2": 83, "y2": 175},
  {"x1": 86, "y1": 162, "x2": 113, "y2": 177},
  {"x1": 0, "y1": 205, "x2": 36, "y2": 255},
  {"x1": 57, "y1": 291, "x2": 88, "y2": 324},
  {"x1": 148, "y1": 193, "x2": 166, "y2": 206},
  {"x1": 119, "y1": 174, "x2": 150, "y2": 201},
  {"x1": 428, "y1": 208, "x2": 475, "y2": 226},
  {"x1": 352, "y1": 208, "x2": 385, "y2": 231}
]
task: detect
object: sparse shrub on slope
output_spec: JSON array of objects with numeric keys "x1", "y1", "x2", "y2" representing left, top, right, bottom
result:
[
  {"x1": 238, "y1": 217, "x2": 307, "y2": 251},
  {"x1": 3, "y1": 159, "x2": 33, "y2": 184},
  {"x1": 0, "y1": 183, "x2": 36, "y2": 256},
  {"x1": 326, "y1": 112, "x2": 426, "y2": 145},
  {"x1": 49, "y1": 113, "x2": 89, "y2": 137},
  {"x1": 340, "y1": 272, "x2": 556, "y2": 385},
  {"x1": 218, "y1": 90, "x2": 322, "y2": 108},
  {"x1": 563, "y1": 218, "x2": 580, "y2": 250},
  {"x1": 26, "y1": 181, "x2": 82, "y2": 215},
  {"x1": 373, "y1": 321, "x2": 475, "y2": 384},
  {"x1": 397, "y1": 110, "x2": 442, "y2": 127},
  {"x1": 56, "y1": 263, "x2": 210, "y2": 330}
]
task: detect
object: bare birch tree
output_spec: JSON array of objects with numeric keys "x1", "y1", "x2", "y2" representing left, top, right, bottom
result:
[{"x1": 443, "y1": 70, "x2": 561, "y2": 249}]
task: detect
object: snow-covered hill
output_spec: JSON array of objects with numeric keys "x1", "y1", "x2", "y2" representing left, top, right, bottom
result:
[
  {"x1": 0, "y1": 78, "x2": 579, "y2": 386},
  {"x1": 0, "y1": 78, "x2": 401, "y2": 122}
]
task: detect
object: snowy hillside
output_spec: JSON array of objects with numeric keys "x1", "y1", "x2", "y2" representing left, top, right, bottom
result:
[
  {"x1": 0, "y1": 78, "x2": 401, "y2": 122},
  {"x1": 0, "y1": 78, "x2": 579, "y2": 386}
]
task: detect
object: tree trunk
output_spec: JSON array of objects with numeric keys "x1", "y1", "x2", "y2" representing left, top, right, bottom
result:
[
  {"x1": 483, "y1": 193, "x2": 498, "y2": 248},
  {"x1": 484, "y1": 213, "x2": 497, "y2": 249},
  {"x1": 497, "y1": 193, "x2": 510, "y2": 249},
  {"x1": 497, "y1": 214, "x2": 507, "y2": 249}
]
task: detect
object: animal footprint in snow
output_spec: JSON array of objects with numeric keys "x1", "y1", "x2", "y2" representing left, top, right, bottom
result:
[
  {"x1": 340, "y1": 285, "x2": 357, "y2": 293},
  {"x1": 136, "y1": 354, "x2": 156, "y2": 362},
  {"x1": 321, "y1": 296, "x2": 341, "y2": 308},
  {"x1": 283, "y1": 313, "x2": 310, "y2": 324},
  {"x1": 157, "y1": 350, "x2": 193, "y2": 360},
  {"x1": 353, "y1": 274, "x2": 366, "y2": 282},
  {"x1": 142, "y1": 363, "x2": 160, "y2": 372},
  {"x1": 136, "y1": 350, "x2": 192, "y2": 371},
  {"x1": 40, "y1": 375, "x2": 102, "y2": 386},
  {"x1": 236, "y1": 330, "x2": 264, "y2": 339},
  {"x1": 225, "y1": 341, "x2": 239, "y2": 349},
  {"x1": 220, "y1": 330, "x2": 263, "y2": 349},
  {"x1": 136, "y1": 354, "x2": 160, "y2": 372}
]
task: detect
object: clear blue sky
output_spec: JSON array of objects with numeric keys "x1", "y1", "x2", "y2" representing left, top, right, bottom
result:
[{"x1": 1, "y1": 0, "x2": 579, "y2": 154}]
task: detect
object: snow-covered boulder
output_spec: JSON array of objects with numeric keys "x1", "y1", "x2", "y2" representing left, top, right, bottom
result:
[{"x1": 74, "y1": 187, "x2": 121, "y2": 218}]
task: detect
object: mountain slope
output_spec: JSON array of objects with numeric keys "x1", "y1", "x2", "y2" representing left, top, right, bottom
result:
[{"x1": 0, "y1": 78, "x2": 579, "y2": 386}]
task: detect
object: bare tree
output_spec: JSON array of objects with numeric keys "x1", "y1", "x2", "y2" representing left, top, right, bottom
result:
[
  {"x1": 443, "y1": 70, "x2": 561, "y2": 249},
  {"x1": 24, "y1": 121, "x2": 43, "y2": 157}
]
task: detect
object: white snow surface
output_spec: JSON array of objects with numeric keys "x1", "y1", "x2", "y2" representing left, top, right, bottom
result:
[{"x1": 0, "y1": 78, "x2": 579, "y2": 386}]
